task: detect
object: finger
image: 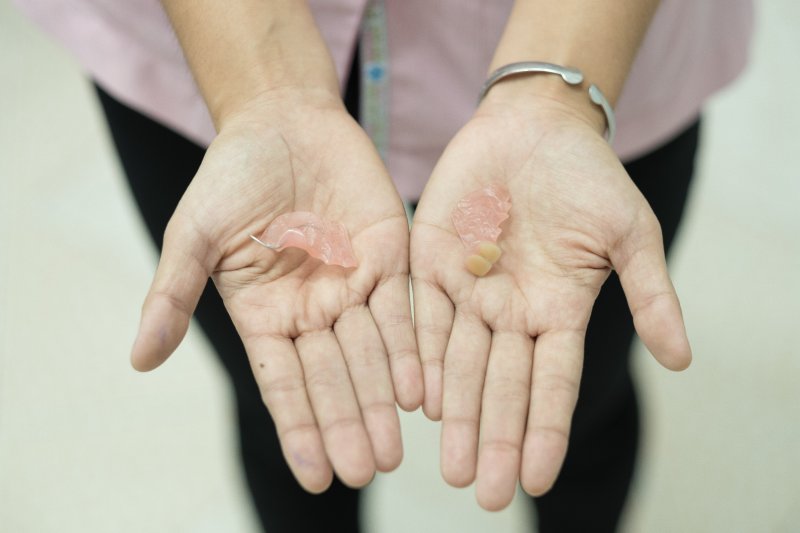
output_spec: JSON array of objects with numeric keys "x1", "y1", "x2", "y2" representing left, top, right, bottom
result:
[
  {"x1": 411, "y1": 277, "x2": 455, "y2": 421},
  {"x1": 295, "y1": 329, "x2": 376, "y2": 487},
  {"x1": 520, "y1": 329, "x2": 583, "y2": 496},
  {"x1": 440, "y1": 310, "x2": 491, "y2": 488},
  {"x1": 131, "y1": 215, "x2": 218, "y2": 371},
  {"x1": 369, "y1": 273, "x2": 423, "y2": 412},
  {"x1": 475, "y1": 331, "x2": 534, "y2": 511},
  {"x1": 334, "y1": 305, "x2": 403, "y2": 472},
  {"x1": 611, "y1": 216, "x2": 692, "y2": 371},
  {"x1": 246, "y1": 334, "x2": 333, "y2": 493}
]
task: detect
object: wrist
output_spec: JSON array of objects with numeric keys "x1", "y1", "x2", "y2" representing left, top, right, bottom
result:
[
  {"x1": 208, "y1": 37, "x2": 341, "y2": 129},
  {"x1": 213, "y1": 69, "x2": 341, "y2": 131},
  {"x1": 163, "y1": 0, "x2": 342, "y2": 129},
  {"x1": 483, "y1": 0, "x2": 661, "y2": 140},
  {"x1": 479, "y1": 73, "x2": 607, "y2": 137},
  {"x1": 216, "y1": 85, "x2": 345, "y2": 134}
]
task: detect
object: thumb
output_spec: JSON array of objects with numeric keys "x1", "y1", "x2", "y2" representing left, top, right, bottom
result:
[
  {"x1": 131, "y1": 215, "x2": 218, "y2": 371},
  {"x1": 610, "y1": 211, "x2": 692, "y2": 371}
]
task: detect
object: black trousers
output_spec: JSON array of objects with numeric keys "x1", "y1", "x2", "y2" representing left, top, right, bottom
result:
[{"x1": 96, "y1": 72, "x2": 699, "y2": 532}]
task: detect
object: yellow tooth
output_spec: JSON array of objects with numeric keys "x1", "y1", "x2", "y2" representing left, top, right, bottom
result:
[
  {"x1": 465, "y1": 254, "x2": 492, "y2": 277},
  {"x1": 476, "y1": 241, "x2": 502, "y2": 264}
]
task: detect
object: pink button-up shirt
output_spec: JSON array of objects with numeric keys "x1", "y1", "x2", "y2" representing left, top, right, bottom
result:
[{"x1": 15, "y1": 0, "x2": 753, "y2": 200}]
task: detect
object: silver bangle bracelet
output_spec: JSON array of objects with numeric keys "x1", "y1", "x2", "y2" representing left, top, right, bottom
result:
[{"x1": 478, "y1": 61, "x2": 616, "y2": 145}]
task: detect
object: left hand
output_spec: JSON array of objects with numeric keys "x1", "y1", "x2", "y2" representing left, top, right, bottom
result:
[{"x1": 410, "y1": 95, "x2": 691, "y2": 510}]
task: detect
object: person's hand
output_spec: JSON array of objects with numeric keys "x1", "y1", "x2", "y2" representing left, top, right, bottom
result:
[
  {"x1": 131, "y1": 88, "x2": 423, "y2": 492},
  {"x1": 410, "y1": 94, "x2": 691, "y2": 510}
]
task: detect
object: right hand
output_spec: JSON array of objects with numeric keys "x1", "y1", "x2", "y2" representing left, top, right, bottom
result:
[{"x1": 131, "y1": 88, "x2": 423, "y2": 492}]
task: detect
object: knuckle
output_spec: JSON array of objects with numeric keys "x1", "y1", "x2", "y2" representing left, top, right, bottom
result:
[
  {"x1": 345, "y1": 349, "x2": 386, "y2": 372},
  {"x1": 149, "y1": 289, "x2": 193, "y2": 317},
  {"x1": 484, "y1": 383, "x2": 529, "y2": 404},
  {"x1": 530, "y1": 423, "x2": 571, "y2": 447},
  {"x1": 480, "y1": 437, "x2": 522, "y2": 457},
  {"x1": 422, "y1": 358, "x2": 444, "y2": 370},
  {"x1": 260, "y1": 373, "x2": 305, "y2": 396},
  {"x1": 359, "y1": 399, "x2": 396, "y2": 418},
  {"x1": 630, "y1": 288, "x2": 674, "y2": 316},
  {"x1": 304, "y1": 367, "x2": 348, "y2": 391},
  {"x1": 319, "y1": 416, "x2": 363, "y2": 436},
  {"x1": 534, "y1": 371, "x2": 578, "y2": 397},
  {"x1": 443, "y1": 362, "x2": 485, "y2": 384},
  {"x1": 416, "y1": 321, "x2": 451, "y2": 338},
  {"x1": 443, "y1": 415, "x2": 479, "y2": 430},
  {"x1": 278, "y1": 421, "x2": 319, "y2": 442},
  {"x1": 388, "y1": 346, "x2": 418, "y2": 363}
]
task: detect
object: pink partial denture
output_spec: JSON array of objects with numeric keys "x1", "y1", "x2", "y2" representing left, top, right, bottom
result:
[
  {"x1": 451, "y1": 183, "x2": 511, "y2": 251},
  {"x1": 251, "y1": 211, "x2": 358, "y2": 268}
]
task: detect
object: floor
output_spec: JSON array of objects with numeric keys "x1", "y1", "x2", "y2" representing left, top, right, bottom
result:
[{"x1": 1, "y1": 1, "x2": 798, "y2": 532}]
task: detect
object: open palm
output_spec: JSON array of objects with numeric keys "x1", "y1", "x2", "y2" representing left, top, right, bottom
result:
[
  {"x1": 131, "y1": 91, "x2": 422, "y2": 493},
  {"x1": 411, "y1": 101, "x2": 691, "y2": 510}
]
